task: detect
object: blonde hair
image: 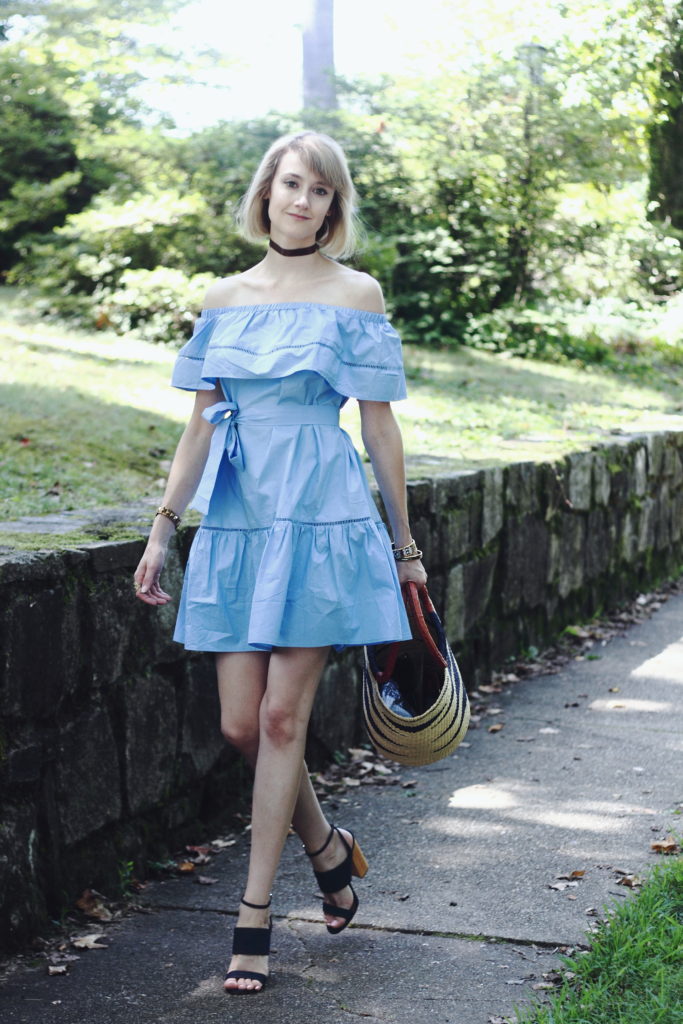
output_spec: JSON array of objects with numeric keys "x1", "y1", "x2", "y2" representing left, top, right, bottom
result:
[{"x1": 236, "y1": 131, "x2": 359, "y2": 260}]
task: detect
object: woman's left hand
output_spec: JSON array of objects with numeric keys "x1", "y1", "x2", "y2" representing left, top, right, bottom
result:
[{"x1": 396, "y1": 557, "x2": 428, "y2": 587}]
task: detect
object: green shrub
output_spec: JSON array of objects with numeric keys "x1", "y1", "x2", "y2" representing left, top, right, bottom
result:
[
  {"x1": 462, "y1": 305, "x2": 613, "y2": 363},
  {"x1": 9, "y1": 185, "x2": 258, "y2": 339},
  {"x1": 101, "y1": 267, "x2": 214, "y2": 343}
]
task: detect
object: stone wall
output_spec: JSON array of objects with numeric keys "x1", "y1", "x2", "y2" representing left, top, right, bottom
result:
[{"x1": 1, "y1": 430, "x2": 683, "y2": 950}]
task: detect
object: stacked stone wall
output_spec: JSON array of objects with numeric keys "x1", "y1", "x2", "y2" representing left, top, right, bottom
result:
[{"x1": 1, "y1": 431, "x2": 682, "y2": 949}]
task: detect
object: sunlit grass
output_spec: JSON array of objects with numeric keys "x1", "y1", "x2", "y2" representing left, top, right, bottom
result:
[
  {"x1": 515, "y1": 856, "x2": 683, "y2": 1024},
  {"x1": 2, "y1": 286, "x2": 683, "y2": 525}
]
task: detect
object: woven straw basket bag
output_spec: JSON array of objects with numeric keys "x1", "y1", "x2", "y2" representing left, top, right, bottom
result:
[{"x1": 362, "y1": 582, "x2": 470, "y2": 767}]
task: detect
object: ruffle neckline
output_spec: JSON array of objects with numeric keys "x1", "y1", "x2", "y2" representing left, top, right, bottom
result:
[
  {"x1": 171, "y1": 302, "x2": 407, "y2": 403},
  {"x1": 200, "y1": 301, "x2": 388, "y2": 322}
]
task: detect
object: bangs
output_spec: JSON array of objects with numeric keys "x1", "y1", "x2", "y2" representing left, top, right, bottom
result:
[{"x1": 287, "y1": 139, "x2": 345, "y2": 191}]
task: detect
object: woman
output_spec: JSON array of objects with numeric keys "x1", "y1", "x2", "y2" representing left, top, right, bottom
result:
[{"x1": 134, "y1": 130, "x2": 426, "y2": 994}]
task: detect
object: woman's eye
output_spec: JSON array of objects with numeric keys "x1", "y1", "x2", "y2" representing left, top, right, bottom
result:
[
  {"x1": 284, "y1": 180, "x2": 297, "y2": 188},
  {"x1": 314, "y1": 187, "x2": 329, "y2": 196}
]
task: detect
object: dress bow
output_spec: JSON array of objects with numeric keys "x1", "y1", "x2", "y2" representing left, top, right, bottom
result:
[{"x1": 192, "y1": 400, "x2": 244, "y2": 515}]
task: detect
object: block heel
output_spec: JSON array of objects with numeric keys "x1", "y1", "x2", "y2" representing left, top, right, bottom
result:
[
  {"x1": 351, "y1": 840, "x2": 368, "y2": 879},
  {"x1": 305, "y1": 824, "x2": 369, "y2": 933}
]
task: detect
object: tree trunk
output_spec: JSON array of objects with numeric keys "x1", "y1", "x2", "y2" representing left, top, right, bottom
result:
[
  {"x1": 648, "y1": 6, "x2": 683, "y2": 228},
  {"x1": 302, "y1": 0, "x2": 336, "y2": 110}
]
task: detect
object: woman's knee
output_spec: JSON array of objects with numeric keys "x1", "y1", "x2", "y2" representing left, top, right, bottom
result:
[
  {"x1": 260, "y1": 700, "x2": 305, "y2": 748},
  {"x1": 221, "y1": 714, "x2": 260, "y2": 757}
]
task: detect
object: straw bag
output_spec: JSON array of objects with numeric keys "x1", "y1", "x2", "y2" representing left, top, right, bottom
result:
[{"x1": 362, "y1": 582, "x2": 470, "y2": 766}]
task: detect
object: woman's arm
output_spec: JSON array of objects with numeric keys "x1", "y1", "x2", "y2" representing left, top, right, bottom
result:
[
  {"x1": 359, "y1": 400, "x2": 427, "y2": 586},
  {"x1": 134, "y1": 385, "x2": 222, "y2": 604}
]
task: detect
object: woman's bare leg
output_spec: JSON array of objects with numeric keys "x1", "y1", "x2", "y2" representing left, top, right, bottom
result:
[
  {"x1": 222, "y1": 645, "x2": 331, "y2": 992},
  {"x1": 216, "y1": 651, "x2": 356, "y2": 939}
]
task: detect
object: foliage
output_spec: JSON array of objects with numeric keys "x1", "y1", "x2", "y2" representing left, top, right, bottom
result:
[
  {"x1": 0, "y1": 0, "x2": 221, "y2": 273},
  {"x1": 648, "y1": 2, "x2": 683, "y2": 230},
  {"x1": 103, "y1": 267, "x2": 215, "y2": 344},
  {"x1": 0, "y1": 52, "x2": 85, "y2": 269},
  {"x1": 9, "y1": 184, "x2": 257, "y2": 330},
  {"x1": 516, "y1": 856, "x2": 683, "y2": 1024},
  {"x1": 3, "y1": 0, "x2": 683, "y2": 360}
]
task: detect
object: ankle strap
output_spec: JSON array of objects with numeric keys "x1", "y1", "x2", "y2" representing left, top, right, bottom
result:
[
  {"x1": 304, "y1": 824, "x2": 336, "y2": 859},
  {"x1": 241, "y1": 895, "x2": 272, "y2": 910}
]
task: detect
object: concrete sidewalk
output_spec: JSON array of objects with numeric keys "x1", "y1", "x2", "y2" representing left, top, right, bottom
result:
[{"x1": 2, "y1": 592, "x2": 682, "y2": 1024}]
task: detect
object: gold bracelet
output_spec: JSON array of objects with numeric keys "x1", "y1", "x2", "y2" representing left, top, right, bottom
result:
[
  {"x1": 155, "y1": 505, "x2": 181, "y2": 529},
  {"x1": 392, "y1": 539, "x2": 422, "y2": 561}
]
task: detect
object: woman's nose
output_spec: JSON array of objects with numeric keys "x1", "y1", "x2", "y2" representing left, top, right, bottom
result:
[{"x1": 294, "y1": 192, "x2": 310, "y2": 208}]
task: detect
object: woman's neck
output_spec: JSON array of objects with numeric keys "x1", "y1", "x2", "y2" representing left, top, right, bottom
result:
[{"x1": 261, "y1": 247, "x2": 327, "y2": 277}]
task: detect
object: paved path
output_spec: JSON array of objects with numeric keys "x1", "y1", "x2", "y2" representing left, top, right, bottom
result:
[{"x1": 2, "y1": 592, "x2": 682, "y2": 1024}]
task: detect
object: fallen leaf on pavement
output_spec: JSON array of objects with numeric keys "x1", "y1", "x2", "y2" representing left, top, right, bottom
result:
[
  {"x1": 187, "y1": 853, "x2": 212, "y2": 865},
  {"x1": 196, "y1": 875, "x2": 218, "y2": 885},
  {"x1": 176, "y1": 861, "x2": 195, "y2": 873},
  {"x1": 651, "y1": 837, "x2": 680, "y2": 855},
  {"x1": 557, "y1": 870, "x2": 586, "y2": 880},
  {"x1": 75, "y1": 890, "x2": 113, "y2": 922},
  {"x1": 616, "y1": 874, "x2": 642, "y2": 889},
  {"x1": 71, "y1": 934, "x2": 108, "y2": 950},
  {"x1": 48, "y1": 965, "x2": 68, "y2": 976},
  {"x1": 488, "y1": 723, "x2": 504, "y2": 733}
]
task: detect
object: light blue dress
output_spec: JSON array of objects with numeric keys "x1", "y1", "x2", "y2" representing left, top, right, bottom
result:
[{"x1": 171, "y1": 302, "x2": 412, "y2": 652}]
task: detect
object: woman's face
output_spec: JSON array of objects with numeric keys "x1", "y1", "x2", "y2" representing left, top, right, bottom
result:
[{"x1": 266, "y1": 149, "x2": 335, "y2": 243}]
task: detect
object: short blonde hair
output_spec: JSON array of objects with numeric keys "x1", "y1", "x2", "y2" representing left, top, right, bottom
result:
[{"x1": 236, "y1": 131, "x2": 359, "y2": 260}]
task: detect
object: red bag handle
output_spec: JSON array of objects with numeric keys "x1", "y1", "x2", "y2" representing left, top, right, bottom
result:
[{"x1": 374, "y1": 582, "x2": 447, "y2": 686}]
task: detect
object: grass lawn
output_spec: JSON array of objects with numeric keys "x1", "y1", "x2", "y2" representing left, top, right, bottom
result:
[
  {"x1": 516, "y1": 856, "x2": 683, "y2": 1024},
  {"x1": 2, "y1": 286, "x2": 683, "y2": 539}
]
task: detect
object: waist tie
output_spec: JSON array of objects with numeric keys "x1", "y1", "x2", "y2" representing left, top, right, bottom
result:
[{"x1": 192, "y1": 400, "x2": 341, "y2": 515}]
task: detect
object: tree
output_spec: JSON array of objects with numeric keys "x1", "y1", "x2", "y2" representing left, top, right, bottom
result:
[
  {"x1": 648, "y1": 3, "x2": 683, "y2": 229},
  {"x1": 0, "y1": 0, "x2": 202, "y2": 270},
  {"x1": 302, "y1": 0, "x2": 337, "y2": 110},
  {"x1": 0, "y1": 53, "x2": 85, "y2": 270}
]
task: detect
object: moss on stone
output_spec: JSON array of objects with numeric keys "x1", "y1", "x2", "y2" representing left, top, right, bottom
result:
[{"x1": 0, "y1": 523, "x2": 145, "y2": 552}]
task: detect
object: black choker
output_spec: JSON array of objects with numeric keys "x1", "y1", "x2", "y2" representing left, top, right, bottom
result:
[{"x1": 269, "y1": 238, "x2": 319, "y2": 257}]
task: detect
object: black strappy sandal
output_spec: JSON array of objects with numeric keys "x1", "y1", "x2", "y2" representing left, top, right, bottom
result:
[
  {"x1": 305, "y1": 825, "x2": 369, "y2": 934},
  {"x1": 224, "y1": 896, "x2": 272, "y2": 994}
]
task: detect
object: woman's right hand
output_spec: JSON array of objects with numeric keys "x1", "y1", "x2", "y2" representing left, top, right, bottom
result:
[{"x1": 134, "y1": 541, "x2": 173, "y2": 606}]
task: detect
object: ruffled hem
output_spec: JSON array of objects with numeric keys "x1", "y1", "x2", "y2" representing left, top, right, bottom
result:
[
  {"x1": 171, "y1": 302, "x2": 407, "y2": 402},
  {"x1": 174, "y1": 517, "x2": 412, "y2": 653}
]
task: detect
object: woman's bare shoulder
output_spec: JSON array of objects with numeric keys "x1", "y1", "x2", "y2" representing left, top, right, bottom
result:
[
  {"x1": 327, "y1": 264, "x2": 385, "y2": 314},
  {"x1": 201, "y1": 272, "x2": 255, "y2": 311}
]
